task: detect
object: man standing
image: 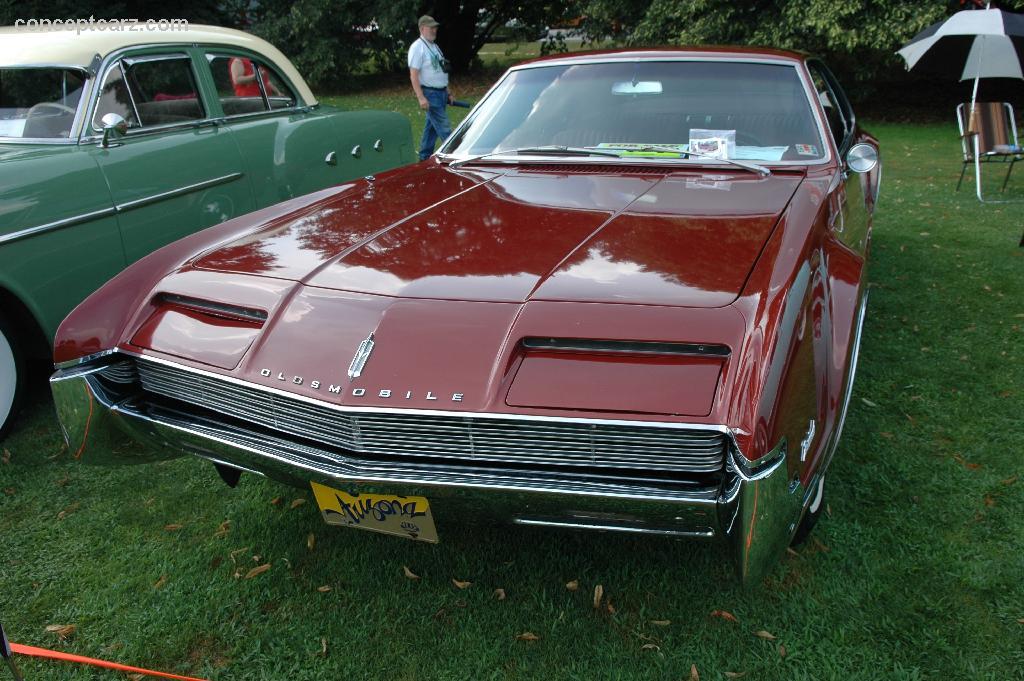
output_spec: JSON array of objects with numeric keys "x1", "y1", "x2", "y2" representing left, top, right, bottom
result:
[{"x1": 408, "y1": 15, "x2": 454, "y2": 161}]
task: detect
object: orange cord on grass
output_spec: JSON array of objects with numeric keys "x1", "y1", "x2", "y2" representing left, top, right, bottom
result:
[{"x1": 9, "y1": 643, "x2": 208, "y2": 681}]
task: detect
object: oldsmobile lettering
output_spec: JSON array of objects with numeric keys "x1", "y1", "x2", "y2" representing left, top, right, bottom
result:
[{"x1": 259, "y1": 368, "x2": 464, "y2": 402}]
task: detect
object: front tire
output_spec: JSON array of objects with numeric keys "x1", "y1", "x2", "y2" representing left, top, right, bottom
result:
[
  {"x1": 791, "y1": 474, "x2": 826, "y2": 546},
  {"x1": 0, "y1": 311, "x2": 26, "y2": 440}
]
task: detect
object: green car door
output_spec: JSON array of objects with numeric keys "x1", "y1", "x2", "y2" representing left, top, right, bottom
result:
[
  {"x1": 88, "y1": 49, "x2": 255, "y2": 264},
  {"x1": 203, "y1": 50, "x2": 413, "y2": 205}
]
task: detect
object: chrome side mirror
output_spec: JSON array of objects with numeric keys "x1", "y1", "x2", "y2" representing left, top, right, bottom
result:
[
  {"x1": 846, "y1": 143, "x2": 878, "y2": 174},
  {"x1": 99, "y1": 113, "x2": 127, "y2": 148}
]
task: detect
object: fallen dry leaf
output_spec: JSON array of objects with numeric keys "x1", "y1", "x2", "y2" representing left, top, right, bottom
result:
[
  {"x1": 779, "y1": 643, "x2": 787, "y2": 658},
  {"x1": 270, "y1": 496, "x2": 283, "y2": 506},
  {"x1": 128, "y1": 674, "x2": 145, "y2": 681},
  {"x1": 785, "y1": 547, "x2": 799, "y2": 557},
  {"x1": 565, "y1": 579, "x2": 579, "y2": 591},
  {"x1": 3, "y1": 488, "x2": 14, "y2": 496},
  {"x1": 229, "y1": 547, "x2": 250, "y2": 564},
  {"x1": 649, "y1": 619, "x2": 671, "y2": 626},
  {"x1": 45, "y1": 624, "x2": 76, "y2": 640},
  {"x1": 153, "y1": 575, "x2": 167, "y2": 589},
  {"x1": 317, "y1": 585, "x2": 331, "y2": 593},
  {"x1": 861, "y1": 397, "x2": 878, "y2": 407},
  {"x1": 640, "y1": 643, "x2": 660, "y2": 652},
  {"x1": 1, "y1": 449, "x2": 10, "y2": 464},
  {"x1": 724, "y1": 673, "x2": 746, "y2": 679},
  {"x1": 1017, "y1": 618, "x2": 1024, "y2": 624},
  {"x1": 493, "y1": 588, "x2": 506, "y2": 601},
  {"x1": 307, "y1": 533, "x2": 316, "y2": 551},
  {"x1": 244, "y1": 563, "x2": 271, "y2": 579},
  {"x1": 56, "y1": 503, "x2": 80, "y2": 520},
  {"x1": 402, "y1": 566, "x2": 420, "y2": 580},
  {"x1": 984, "y1": 495, "x2": 996, "y2": 507},
  {"x1": 606, "y1": 599, "x2": 616, "y2": 614},
  {"x1": 163, "y1": 523, "x2": 183, "y2": 532},
  {"x1": 964, "y1": 462, "x2": 982, "y2": 471},
  {"x1": 879, "y1": 431, "x2": 894, "y2": 439},
  {"x1": 320, "y1": 637, "x2": 327, "y2": 656},
  {"x1": 593, "y1": 584, "x2": 604, "y2": 609},
  {"x1": 812, "y1": 537, "x2": 831, "y2": 553},
  {"x1": 711, "y1": 610, "x2": 739, "y2": 623},
  {"x1": 452, "y1": 579, "x2": 472, "y2": 590},
  {"x1": 516, "y1": 632, "x2": 540, "y2": 642},
  {"x1": 1001, "y1": 475, "x2": 1018, "y2": 486},
  {"x1": 290, "y1": 498, "x2": 306, "y2": 509},
  {"x1": 754, "y1": 630, "x2": 777, "y2": 641},
  {"x1": 689, "y1": 664, "x2": 699, "y2": 681},
  {"x1": 213, "y1": 521, "x2": 230, "y2": 538}
]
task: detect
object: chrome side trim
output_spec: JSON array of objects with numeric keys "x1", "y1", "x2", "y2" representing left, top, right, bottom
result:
[
  {"x1": 114, "y1": 172, "x2": 244, "y2": 213},
  {"x1": 2, "y1": 173, "x2": 244, "y2": 246},
  {"x1": 0, "y1": 206, "x2": 118, "y2": 245},
  {"x1": 521, "y1": 337, "x2": 731, "y2": 357}
]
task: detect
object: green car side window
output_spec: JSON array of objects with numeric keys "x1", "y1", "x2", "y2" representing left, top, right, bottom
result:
[
  {"x1": 207, "y1": 53, "x2": 298, "y2": 117},
  {"x1": 123, "y1": 56, "x2": 204, "y2": 127}
]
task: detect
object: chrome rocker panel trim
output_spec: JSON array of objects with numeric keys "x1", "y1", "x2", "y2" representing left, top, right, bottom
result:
[{"x1": 51, "y1": 357, "x2": 804, "y2": 585}]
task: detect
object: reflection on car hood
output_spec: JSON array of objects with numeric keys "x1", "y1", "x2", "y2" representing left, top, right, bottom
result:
[{"x1": 193, "y1": 163, "x2": 803, "y2": 308}]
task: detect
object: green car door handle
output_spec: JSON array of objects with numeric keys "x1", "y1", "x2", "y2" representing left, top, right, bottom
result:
[{"x1": 325, "y1": 151, "x2": 338, "y2": 166}]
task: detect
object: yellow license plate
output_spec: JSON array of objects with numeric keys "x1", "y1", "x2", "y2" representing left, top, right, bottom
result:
[{"x1": 310, "y1": 481, "x2": 438, "y2": 542}]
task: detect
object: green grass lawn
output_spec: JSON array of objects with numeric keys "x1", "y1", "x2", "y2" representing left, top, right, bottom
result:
[{"x1": 1, "y1": 108, "x2": 1022, "y2": 679}]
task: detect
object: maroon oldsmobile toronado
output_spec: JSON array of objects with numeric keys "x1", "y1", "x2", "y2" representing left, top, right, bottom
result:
[{"x1": 51, "y1": 48, "x2": 880, "y2": 583}]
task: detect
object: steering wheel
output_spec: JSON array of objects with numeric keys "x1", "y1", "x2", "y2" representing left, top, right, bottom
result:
[{"x1": 27, "y1": 102, "x2": 76, "y2": 117}]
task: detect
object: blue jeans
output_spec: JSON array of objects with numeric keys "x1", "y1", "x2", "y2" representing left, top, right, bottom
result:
[{"x1": 419, "y1": 87, "x2": 451, "y2": 161}]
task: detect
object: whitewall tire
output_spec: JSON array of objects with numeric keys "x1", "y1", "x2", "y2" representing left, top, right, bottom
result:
[{"x1": 0, "y1": 312, "x2": 25, "y2": 440}]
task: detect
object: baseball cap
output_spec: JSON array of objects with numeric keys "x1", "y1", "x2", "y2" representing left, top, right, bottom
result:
[{"x1": 418, "y1": 15, "x2": 440, "y2": 28}]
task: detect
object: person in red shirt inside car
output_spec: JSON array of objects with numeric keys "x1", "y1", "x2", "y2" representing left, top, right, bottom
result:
[{"x1": 229, "y1": 57, "x2": 277, "y2": 97}]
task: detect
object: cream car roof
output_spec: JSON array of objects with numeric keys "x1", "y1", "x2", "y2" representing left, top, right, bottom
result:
[{"x1": 0, "y1": 23, "x2": 316, "y2": 106}]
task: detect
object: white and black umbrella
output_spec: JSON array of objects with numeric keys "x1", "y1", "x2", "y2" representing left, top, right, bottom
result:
[{"x1": 897, "y1": 6, "x2": 1024, "y2": 109}]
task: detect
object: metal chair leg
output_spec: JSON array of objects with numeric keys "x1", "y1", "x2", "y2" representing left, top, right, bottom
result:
[
  {"x1": 957, "y1": 162, "x2": 968, "y2": 191},
  {"x1": 1001, "y1": 158, "x2": 1017, "y2": 192}
]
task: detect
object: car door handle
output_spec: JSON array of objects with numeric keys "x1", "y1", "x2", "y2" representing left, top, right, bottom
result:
[
  {"x1": 373, "y1": 139, "x2": 383, "y2": 152},
  {"x1": 351, "y1": 145, "x2": 362, "y2": 159},
  {"x1": 325, "y1": 151, "x2": 337, "y2": 166}
]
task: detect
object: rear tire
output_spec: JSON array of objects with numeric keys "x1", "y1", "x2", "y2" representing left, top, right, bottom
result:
[
  {"x1": 0, "y1": 311, "x2": 26, "y2": 440},
  {"x1": 790, "y1": 474, "x2": 825, "y2": 546}
]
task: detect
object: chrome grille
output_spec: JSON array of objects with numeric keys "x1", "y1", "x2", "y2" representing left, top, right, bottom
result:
[{"x1": 131, "y1": 358, "x2": 727, "y2": 475}]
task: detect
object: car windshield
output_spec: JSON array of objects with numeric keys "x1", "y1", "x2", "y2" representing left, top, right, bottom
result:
[
  {"x1": 0, "y1": 68, "x2": 86, "y2": 139},
  {"x1": 442, "y1": 60, "x2": 827, "y2": 163}
]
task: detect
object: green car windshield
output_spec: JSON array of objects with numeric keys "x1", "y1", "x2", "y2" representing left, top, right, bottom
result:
[
  {"x1": 442, "y1": 60, "x2": 827, "y2": 163},
  {"x1": 0, "y1": 68, "x2": 86, "y2": 139}
]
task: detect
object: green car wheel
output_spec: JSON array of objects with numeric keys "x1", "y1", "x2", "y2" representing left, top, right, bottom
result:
[{"x1": 0, "y1": 311, "x2": 25, "y2": 440}]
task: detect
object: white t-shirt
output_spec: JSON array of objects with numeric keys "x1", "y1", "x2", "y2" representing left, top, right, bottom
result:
[{"x1": 408, "y1": 38, "x2": 449, "y2": 89}]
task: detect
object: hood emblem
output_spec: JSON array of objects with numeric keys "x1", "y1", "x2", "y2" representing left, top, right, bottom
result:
[{"x1": 347, "y1": 333, "x2": 375, "y2": 379}]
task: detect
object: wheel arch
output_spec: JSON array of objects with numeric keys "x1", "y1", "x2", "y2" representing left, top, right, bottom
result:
[{"x1": 0, "y1": 285, "x2": 51, "y2": 361}]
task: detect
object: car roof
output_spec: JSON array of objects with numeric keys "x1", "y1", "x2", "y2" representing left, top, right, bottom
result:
[
  {"x1": 0, "y1": 23, "x2": 316, "y2": 106},
  {"x1": 514, "y1": 46, "x2": 810, "y2": 68}
]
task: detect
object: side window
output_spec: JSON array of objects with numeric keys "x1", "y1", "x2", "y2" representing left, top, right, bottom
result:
[
  {"x1": 808, "y1": 64, "x2": 847, "y2": 150},
  {"x1": 124, "y1": 56, "x2": 204, "y2": 127},
  {"x1": 92, "y1": 62, "x2": 140, "y2": 129},
  {"x1": 207, "y1": 54, "x2": 298, "y2": 116}
]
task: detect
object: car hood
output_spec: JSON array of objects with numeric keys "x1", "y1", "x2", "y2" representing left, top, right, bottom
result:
[{"x1": 193, "y1": 164, "x2": 803, "y2": 308}]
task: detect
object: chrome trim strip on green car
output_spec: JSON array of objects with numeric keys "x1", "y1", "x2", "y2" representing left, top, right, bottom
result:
[
  {"x1": 0, "y1": 206, "x2": 118, "y2": 245},
  {"x1": 114, "y1": 172, "x2": 244, "y2": 213},
  {"x1": 1, "y1": 173, "x2": 245, "y2": 245}
]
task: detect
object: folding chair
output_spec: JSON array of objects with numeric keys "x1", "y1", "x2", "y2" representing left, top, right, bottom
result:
[{"x1": 956, "y1": 102, "x2": 1023, "y2": 204}]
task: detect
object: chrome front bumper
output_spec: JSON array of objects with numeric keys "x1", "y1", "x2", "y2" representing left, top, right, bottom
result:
[{"x1": 51, "y1": 359, "x2": 806, "y2": 584}]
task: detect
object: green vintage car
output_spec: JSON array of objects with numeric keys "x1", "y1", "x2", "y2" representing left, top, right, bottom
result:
[{"x1": 0, "y1": 24, "x2": 415, "y2": 437}]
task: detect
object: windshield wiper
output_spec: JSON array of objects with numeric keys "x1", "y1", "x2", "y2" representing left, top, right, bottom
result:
[
  {"x1": 447, "y1": 145, "x2": 623, "y2": 169},
  {"x1": 592, "y1": 144, "x2": 772, "y2": 177}
]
